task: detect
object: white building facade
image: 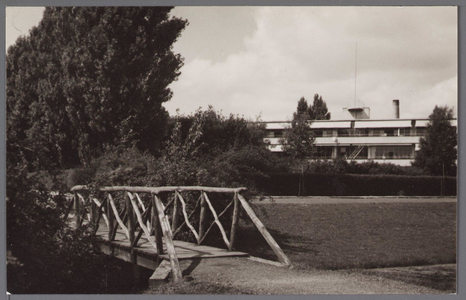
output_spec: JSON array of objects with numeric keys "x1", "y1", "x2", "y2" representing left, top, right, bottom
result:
[{"x1": 263, "y1": 101, "x2": 457, "y2": 166}]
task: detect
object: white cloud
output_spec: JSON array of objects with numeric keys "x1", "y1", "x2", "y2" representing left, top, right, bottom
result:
[
  {"x1": 6, "y1": 7, "x2": 45, "y2": 50},
  {"x1": 166, "y1": 6, "x2": 457, "y2": 120}
]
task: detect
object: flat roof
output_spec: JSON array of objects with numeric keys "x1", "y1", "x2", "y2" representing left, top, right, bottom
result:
[{"x1": 261, "y1": 118, "x2": 457, "y2": 129}]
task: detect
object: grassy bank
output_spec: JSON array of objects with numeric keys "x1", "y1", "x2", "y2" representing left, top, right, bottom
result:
[{"x1": 234, "y1": 202, "x2": 456, "y2": 270}]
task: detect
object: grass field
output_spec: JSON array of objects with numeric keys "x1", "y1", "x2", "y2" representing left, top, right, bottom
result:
[
  {"x1": 234, "y1": 202, "x2": 456, "y2": 270},
  {"x1": 144, "y1": 201, "x2": 457, "y2": 294}
]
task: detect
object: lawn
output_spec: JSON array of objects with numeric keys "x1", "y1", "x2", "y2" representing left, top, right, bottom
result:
[
  {"x1": 233, "y1": 202, "x2": 456, "y2": 270},
  {"x1": 143, "y1": 201, "x2": 457, "y2": 294}
]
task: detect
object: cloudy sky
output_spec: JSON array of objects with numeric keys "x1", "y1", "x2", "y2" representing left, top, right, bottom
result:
[{"x1": 6, "y1": 6, "x2": 457, "y2": 121}]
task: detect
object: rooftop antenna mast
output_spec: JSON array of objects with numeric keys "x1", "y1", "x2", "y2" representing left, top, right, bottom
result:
[{"x1": 354, "y1": 41, "x2": 358, "y2": 107}]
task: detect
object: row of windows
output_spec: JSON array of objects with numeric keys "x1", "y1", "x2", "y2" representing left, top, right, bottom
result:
[
  {"x1": 373, "y1": 146, "x2": 414, "y2": 159},
  {"x1": 310, "y1": 146, "x2": 414, "y2": 159},
  {"x1": 265, "y1": 128, "x2": 426, "y2": 138}
]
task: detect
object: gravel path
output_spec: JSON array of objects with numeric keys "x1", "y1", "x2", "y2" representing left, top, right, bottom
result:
[{"x1": 180, "y1": 257, "x2": 444, "y2": 294}]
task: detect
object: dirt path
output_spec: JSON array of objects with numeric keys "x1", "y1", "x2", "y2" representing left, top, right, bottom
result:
[{"x1": 172, "y1": 257, "x2": 445, "y2": 294}]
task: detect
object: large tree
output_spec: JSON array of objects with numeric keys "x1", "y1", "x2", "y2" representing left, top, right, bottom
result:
[
  {"x1": 280, "y1": 112, "x2": 315, "y2": 159},
  {"x1": 296, "y1": 97, "x2": 309, "y2": 116},
  {"x1": 7, "y1": 7, "x2": 187, "y2": 169},
  {"x1": 413, "y1": 105, "x2": 457, "y2": 176},
  {"x1": 308, "y1": 93, "x2": 331, "y2": 120}
]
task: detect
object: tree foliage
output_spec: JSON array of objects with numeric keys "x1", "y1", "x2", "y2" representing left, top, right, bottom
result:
[
  {"x1": 296, "y1": 97, "x2": 308, "y2": 115},
  {"x1": 308, "y1": 93, "x2": 331, "y2": 120},
  {"x1": 7, "y1": 7, "x2": 187, "y2": 170},
  {"x1": 280, "y1": 113, "x2": 315, "y2": 159},
  {"x1": 73, "y1": 108, "x2": 275, "y2": 189},
  {"x1": 413, "y1": 105, "x2": 457, "y2": 176},
  {"x1": 292, "y1": 94, "x2": 331, "y2": 121},
  {"x1": 6, "y1": 161, "x2": 122, "y2": 293}
]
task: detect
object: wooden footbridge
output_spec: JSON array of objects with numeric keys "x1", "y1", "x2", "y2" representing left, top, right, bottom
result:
[{"x1": 67, "y1": 186, "x2": 291, "y2": 283}]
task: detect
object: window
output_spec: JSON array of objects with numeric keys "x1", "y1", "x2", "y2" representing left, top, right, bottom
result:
[
  {"x1": 370, "y1": 129, "x2": 383, "y2": 136},
  {"x1": 323, "y1": 130, "x2": 334, "y2": 137},
  {"x1": 400, "y1": 128, "x2": 411, "y2": 136},
  {"x1": 355, "y1": 129, "x2": 369, "y2": 136},
  {"x1": 374, "y1": 146, "x2": 414, "y2": 159},
  {"x1": 337, "y1": 129, "x2": 349, "y2": 137},
  {"x1": 416, "y1": 128, "x2": 426, "y2": 136},
  {"x1": 274, "y1": 130, "x2": 283, "y2": 138},
  {"x1": 313, "y1": 130, "x2": 323, "y2": 137},
  {"x1": 384, "y1": 128, "x2": 396, "y2": 136},
  {"x1": 313, "y1": 146, "x2": 333, "y2": 159}
]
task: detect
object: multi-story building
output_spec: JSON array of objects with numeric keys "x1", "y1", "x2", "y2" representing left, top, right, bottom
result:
[{"x1": 263, "y1": 100, "x2": 457, "y2": 166}]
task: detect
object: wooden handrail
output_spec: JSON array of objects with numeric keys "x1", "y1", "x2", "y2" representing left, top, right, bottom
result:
[
  {"x1": 71, "y1": 185, "x2": 247, "y2": 194},
  {"x1": 202, "y1": 192, "x2": 231, "y2": 249},
  {"x1": 236, "y1": 194, "x2": 292, "y2": 267},
  {"x1": 108, "y1": 194, "x2": 130, "y2": 239},
  {"x1": 154, "y1": 194, "x2": 182, "y2": 282},
  {"x1": 128, "y1": 192, "x2": 159, "y2": 252},
  {"x1": 175, "y1": 191, "x2": 200, "y2": 243},
  {"x1": 198, "y1": 199, "x2": 234, "y2": 245},
  {"x1": 69, "y1": 185, "x2": 293, "y2": 269}
]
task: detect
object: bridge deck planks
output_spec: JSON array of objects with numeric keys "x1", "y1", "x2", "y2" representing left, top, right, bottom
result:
[{"x1": 93, "y1": 223, "x2": 249, "y2": 262}]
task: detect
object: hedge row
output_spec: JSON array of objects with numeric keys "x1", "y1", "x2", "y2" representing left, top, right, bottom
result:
[{"x1": 245, "y1": 173, "x2": 456, "y2": 196}]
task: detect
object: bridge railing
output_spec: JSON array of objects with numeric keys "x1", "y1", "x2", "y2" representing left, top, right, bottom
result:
[{"x1": 69, "y1": 186, "x2": 291, "y2": 281}]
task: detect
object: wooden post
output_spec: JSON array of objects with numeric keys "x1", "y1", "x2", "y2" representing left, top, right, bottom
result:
[
  {"x1": 176, "y1": 191, "x2": 200, "y2": 243},
  {"x1": 128, "y1": 192, "x2": 159, "y2": 251},
  {"x1": 74, "y1": 192, "x2": 80, "y2": 230},
  {"x1": 203, "y1": 192, "x2": 231, "y2": 249},
  {"x1": 89, "y1": 196, "x2": 96, "y2": 226},
  {"x1": 171, "y1": 192, "x2": 179, "y2": 232},
  {"x1": 154, "y1": 195, "x2": 182, "y2": 282},
  {"x1": 198, "y1": 192, "x2": 207, "y2": 243},
  {"x1": 229, "y1": 192, "x2": 240, "y2": 251},
  {"x1": 126, "y1": 193, "x2": 135, "y2": 246},
  {"x1": 152, "y1": 195, "x2": 164, "y2": 255},
  {"x1": 237, "y1": 194, "x2": 292, "y2": 267},
  {"x1": 106, "y1": 193, "x2": 114, "y2": 241}
]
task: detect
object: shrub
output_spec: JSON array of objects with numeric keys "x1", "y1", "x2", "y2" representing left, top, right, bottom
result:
[
  {"x1": 247, "y1": 172, "x2": 456, "y2": 196},
  {"x1": 7, "y1": 163, "x2": 121, "y2": 293},
  {"x1": 303, "y1": 159, "x2": 428, "y2": 176}
]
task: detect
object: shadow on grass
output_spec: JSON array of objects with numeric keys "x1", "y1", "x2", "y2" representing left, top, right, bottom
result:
[
  {"x1": 231, "y1": 223, "x2": 456, "y2": 271},
  {"x1": 359, "y1": 265, "x2": 457, "y2": 293},
  {"x1": 233, "y1": 224, "x2": 318, "y2": 261}
]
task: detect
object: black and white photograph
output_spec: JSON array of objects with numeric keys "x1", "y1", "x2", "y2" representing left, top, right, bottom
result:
[{"x1": 5, "y1": 5, "x2": 458, "y2": 295}]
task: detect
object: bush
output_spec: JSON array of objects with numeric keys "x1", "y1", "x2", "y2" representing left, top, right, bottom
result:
[
  {"x1": 246, "y1": 172, "x2": 456, "y2": 196},
  {"x1": 7, "y1": 163, "x2": 121, "y2": 293},
  {"x1": 302, "y1": 159, "x2": 428, "y2": 176}
]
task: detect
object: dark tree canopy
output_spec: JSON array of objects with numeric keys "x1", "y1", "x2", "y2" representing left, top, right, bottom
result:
[
  {"x1": 282, "y1": 95, "x2": 331, "y2": 158},
  {"x1": 167, "y1": 107, "x2": 266, "y2": 158},
  {"x1": 413, "y1": 105, "x2": 457, "y2": 176},
  {"x1": 280, "y1": 113, "x2": 315, "y2": 159},
  {"x1": 7, "y1": 7, "x2": 187, "y2": 169},
  {"x1": 293, "y1": 94, "x2": 331, "y2": 121},
  {"x1": 296, "y1": 97, "x2": 309, "y2": 116},
  {"x1": 308, "y1": 94, "x2": 331, "y2": 120}
]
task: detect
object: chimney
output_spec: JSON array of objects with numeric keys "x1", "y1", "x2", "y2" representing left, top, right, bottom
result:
[{"x1": 392, "y1": 100, "x2": 400, "y2": 119}]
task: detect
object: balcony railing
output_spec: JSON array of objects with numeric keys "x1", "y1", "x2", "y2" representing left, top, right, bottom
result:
[
  {"x1": 331, "y1": 132, "x2": 424, "y2": 138},
  {"x1": 310, "y1": 155, "x2": 415, "y2": 160},
  {"x1": 371, "y1": 155, "x2": 415, "y2": 159},
  {"x1": 266, "y1": 132, "x2": 425, "y2": 139}
]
